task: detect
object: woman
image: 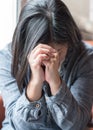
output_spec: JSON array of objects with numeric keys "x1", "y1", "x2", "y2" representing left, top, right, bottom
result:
[{"x1": 0, "y1": 0, "x2": 93, "y2": 130}]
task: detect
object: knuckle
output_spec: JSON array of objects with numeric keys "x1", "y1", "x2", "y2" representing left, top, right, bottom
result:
[
  {"x1": 36, "y1": 48, "x2": 40, "y2": 54},
  {"x1": 38, "y1": 43, "x2": 42, "y2": 47},
  {"x1": 38, "y1": 54, "x2": 43, "y2": 60}
]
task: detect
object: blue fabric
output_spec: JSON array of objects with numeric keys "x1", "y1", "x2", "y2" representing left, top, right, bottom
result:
[{"x1": 0, "y1": 42, "x2": 93, "y2": 130}]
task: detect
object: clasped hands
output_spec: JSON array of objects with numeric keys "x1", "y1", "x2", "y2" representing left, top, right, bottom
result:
[{"x1": 27, "y1": 44, "x2": 62, "y2": 101}]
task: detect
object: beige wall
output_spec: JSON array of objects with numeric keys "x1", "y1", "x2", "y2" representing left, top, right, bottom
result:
[
  {"x1": 18, "y1": 0, "x2": 90, "y2": 19},
  {"x1": 62, "y1": 0, "x2": 90, "y2": 19},
  {"x1": 16, "y1": 0, "x2": 93, "y2": 40}
]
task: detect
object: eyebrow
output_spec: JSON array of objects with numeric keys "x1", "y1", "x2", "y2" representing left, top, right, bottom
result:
[
  {"x1": 57, "y1": 48, "x2": 63, "y2": 53},
  {"x1": 57, "y1": 46, "x2": 68, "y2": 53}
]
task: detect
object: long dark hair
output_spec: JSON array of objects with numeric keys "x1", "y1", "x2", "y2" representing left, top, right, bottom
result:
[{"x1": 12, "y1": 0, "x2": 82, "y2": 92}]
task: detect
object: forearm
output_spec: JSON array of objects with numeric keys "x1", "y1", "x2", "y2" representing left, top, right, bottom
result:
[
  {"x1": 45, "y1": 81, "x2": 91, "y2": 130},
  {"x1": 26, "y1": 79, "x2": 43, "y2": 101},
  {"x1": 4, "y1": 90, "x2": 47, "y2": 130}
]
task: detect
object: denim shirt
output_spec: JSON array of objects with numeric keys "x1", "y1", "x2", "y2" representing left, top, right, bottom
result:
[{"x1": 0, "y1": 42, "x2": 93, "y2": 130}]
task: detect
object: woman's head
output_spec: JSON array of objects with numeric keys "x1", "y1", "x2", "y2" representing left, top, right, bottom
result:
[
  {"x1": 16, "y1": 0, "x2": 81, "y2": 46},
  {"x1": 12, "y1": 0, "x2": 82, "y2": 92}
]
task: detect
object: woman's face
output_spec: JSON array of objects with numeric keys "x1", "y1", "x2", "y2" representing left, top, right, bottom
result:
[{"x1": 48, "y1": 42, "x2": 68, "y2": 63}]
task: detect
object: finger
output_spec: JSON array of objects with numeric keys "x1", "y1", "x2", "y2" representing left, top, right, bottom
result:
[
  {"x1": 42, "y1": 60, "x2": 49, "y2": 67},
  {"x1": 52, "y1": 51, "x2": 60, "y2": 60},
  {"x1": 27, "y1": 48, "x2": 50, "y2": 59},
  {"x1": 32, "y1": 48, "x2": 54, "y2": 59},
  {"x1": 32, "y1": 54, "x2": 50, "y2": 65},
  {"x1": 42, "y1": 53, "x2": 59, "y2": 64},
  {"x1": 32, "y1": 43, "x2": 56, "y2": 53}
]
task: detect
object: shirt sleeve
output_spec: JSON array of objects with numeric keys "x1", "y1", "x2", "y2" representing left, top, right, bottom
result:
[
  {"x1": 0, "y1": 48, "x2": 47, "y2": 130},
  {"x1": 44, "y1": 52, "x2": 93, "y2": 130}
]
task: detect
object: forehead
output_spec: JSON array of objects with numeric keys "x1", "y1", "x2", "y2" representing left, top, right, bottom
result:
[{"x1": 48, "y1": 42, "x2": 68, "y2": 49}]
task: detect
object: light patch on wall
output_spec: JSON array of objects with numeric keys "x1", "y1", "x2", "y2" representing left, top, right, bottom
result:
[
  {"x1": 90, "y1": 0, "x2": 93, "y2": 22},
  {"x1": 0, "y1": 0, "x2": 17, "y2": 50}
]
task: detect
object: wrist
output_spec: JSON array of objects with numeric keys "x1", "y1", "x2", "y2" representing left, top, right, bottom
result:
[
  {"x1": 50, "y1": 77, "x2": 62, "y2": 96},
  {"x1": 26, "y1": 80, "x2": 43, "y2": 101}
]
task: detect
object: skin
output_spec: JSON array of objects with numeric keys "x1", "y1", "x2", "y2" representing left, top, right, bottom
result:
[{"x1": 27, "y1": 43, "x2": 68, "y2": 101}]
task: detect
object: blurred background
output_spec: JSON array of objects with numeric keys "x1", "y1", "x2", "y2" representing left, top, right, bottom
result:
[
  {"x1": 0, "y1": 0, "x2": 16, "y2": 50},
  {"x1": 0, "y1": 0, "x2": 93, "y2": 50},
  {"x1": 63, "y1": 0, "x2": 93, "y2": 41}
]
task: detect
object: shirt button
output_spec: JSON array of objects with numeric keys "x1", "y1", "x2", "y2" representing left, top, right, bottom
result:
[
  {"x1": 35, "y1": 103, "x2": 40, "y2": 108},
  {"x1": 46, "y1": 97, "x2": 48, "y2": 100}
]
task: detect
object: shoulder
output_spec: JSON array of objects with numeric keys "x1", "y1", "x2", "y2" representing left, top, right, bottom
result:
[
  {"x1": 79, "y1": 42, "x2": 93, "y2": 63},
  {"x1": 76, "y1": 42, "x2": 93, "y2": 77},
  {"x1": 0, "y1": 43, "x2": 12, "y2": 73},
  {"x1": 0, "y1": 43, "x2": 12, "y2": 64}
]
